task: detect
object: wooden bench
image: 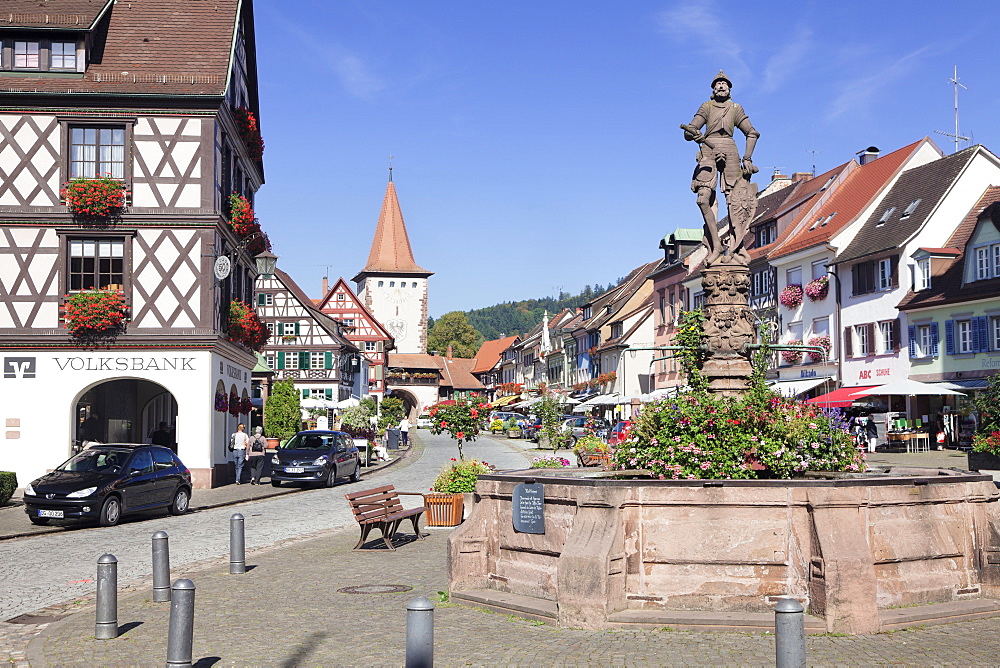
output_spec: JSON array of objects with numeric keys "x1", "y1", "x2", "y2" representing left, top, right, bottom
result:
[{"x1": 345, "y1": 485, "x2": 427, "y2": 551}]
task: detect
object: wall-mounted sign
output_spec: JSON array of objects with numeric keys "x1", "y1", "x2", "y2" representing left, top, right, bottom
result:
[
  {"x1": 213, "y1": 255, "x2": 232, "y2": 280},
  {"x1": 859, "y1": 368, "x2": 891, "y2": 381},
  {"x1": 52, "y1": 357, "x2": 196, "y2": 372},
  {"x1": 512, "y1": 481, "x2": 545, "y2": 534},
  {"x1": 3, "y1": 357, "x2": 36, "y2": 379}
]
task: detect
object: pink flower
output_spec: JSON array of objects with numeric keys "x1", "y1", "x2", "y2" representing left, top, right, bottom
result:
[{"x1": 700, "y1": 461, "x2": 711, "y2": 470}]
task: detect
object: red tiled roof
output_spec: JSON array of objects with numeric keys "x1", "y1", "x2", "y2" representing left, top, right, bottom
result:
[
  {"x1": 770, "y1": 141, "x2": 923, "y2": 259},
  {"x1": 472, "y1": 336, "x2": 519, "y2": 374},
  {"x1": 353, "y1": 181, "x2": 431, "y2": 281},
  {"x1": 917, "y1": 248, "x2": 961, "y2": 256},
  {"x1": 0, "y1": 0, "x2": 245, "y2": 96},
  {"x1": 3, "y1": 0, "x2": 113, "y2": 28}
]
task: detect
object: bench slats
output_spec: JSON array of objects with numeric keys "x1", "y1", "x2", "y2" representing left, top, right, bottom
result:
[{"x1": 345, "y1": 484, "x2": 427, "y2": 551}]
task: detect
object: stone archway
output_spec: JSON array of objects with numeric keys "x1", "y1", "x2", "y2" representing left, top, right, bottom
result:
[
  {"x1": 388, "y1": 388, "x2": 420, "y2": 421},
  {"x1": 73, "y1": 378, "x2": 178, "y2": 453}
]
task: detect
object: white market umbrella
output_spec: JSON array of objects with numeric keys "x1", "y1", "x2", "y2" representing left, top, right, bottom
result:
[
  {"x1": 336, "y1": 397, "x2": 360, "y2": 408},
  {"x1": 866, "y1": 378, "x2": 966, "y2": 396},
  {"x1": 300, "y1": 398, "x2": 325, "y2": 409}
]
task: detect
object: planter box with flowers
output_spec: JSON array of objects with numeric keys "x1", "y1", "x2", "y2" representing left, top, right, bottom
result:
[
  {"x1": 228, "y1": 194, "x2": 270, "y2": 255},
  {"x1": 61, "y1": 176, "x2": 129, "y2": 219},
  {"x1": 780, "y1": 341, "x2": 803, "y2": 365},
  {"x1": 425, "y1": 458, "x2": 493, "y2": 526},
  {"x1": 805, "y1": 276, "x2": 829, "y2": 302},
  {"x1": 807, "y1": 335, "x2": 832, "y2": 363},
  {"x1": 778, "y1": 284, "x2": 803, "y2": 309},
  {"x1": 227, "y1": 300, "x2": 269, "y2": 351},
  {"x1": 61, "y1": 289, "x2": 129, "y2": 339},
  {"x1": 233, "y1": 106, "x2": 264, "y2": 163}
]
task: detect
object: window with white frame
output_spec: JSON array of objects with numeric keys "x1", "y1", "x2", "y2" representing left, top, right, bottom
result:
[
  {"x1": 915, "y1": 258, "x2": 931, "y2": 290},
  {"x1": 993, "y1": 316, "x2": 1000, "y2": 351},
  {"x1": 284, "y1": 353, "x2": 299, "y2": 369},
  {"x1": 787, "y1": 266, "x2": 802, "y2": 287},
  {"x1": 365, "y1": 341, "x2": 377, "y2": 352},
  {"x1": 877, "y1": 258, "x2": 894, "y2": 290},
  {"x1": 813, "y1": 316, "x2": 830, "y2": 339},
  {"x1": 336, "y1": 293, "x2": 345, "y2": 301},
  {"x1": 812, "y1": 261, "x2": 828, "y2": 281},
  {"x1": 310, "y1": 352, "x2": 326, "y2": 369},
  {"x1": 611, "y1": 322, "x2": 623, "y2": 339},
  {"x1": 658, "y1": 290, "x2": 666, "y2": 325},
  {"x1": 977, "y1": 247, "x2": 991, "y2": 280},
  {"x1": 915, "y1": 324, "x2": 932, "y2": 357},
  {"x1": 266, "y1": 322, "x2": 274, "y2": 335},
  {"x1": 878, "y1": 320, "x2": 896, "y2": 354},
  {"x1": 692, "y1": 292, "x2": 705, "y2": 310},
  {"x1": 957, "y1": 319, "x2": 973, "y2": 354},
  {"x1": 265, "y1": 354, "x2": 275, "y2": 369},
  {"x1": 855, "y1": 324, "x2": 872, "y2": 356},
  {"x1": 262, "y1": 293, "x2": 273, "y2": 306}
]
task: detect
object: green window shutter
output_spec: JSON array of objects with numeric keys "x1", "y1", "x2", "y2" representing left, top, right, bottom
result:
[
  {"x1": 294, "y1": 322, "x2": 301, "y2": 336},
  {"x1": 277, "y1": 322, "x2": 285, "y2": 336},
  {"x1": 257, "y1": 294, "x2": 265, "y2": 307},
  {"x1": 299, "y1": 351, "x2": 310, "y2": 369},
  {"x1": 277, "y1": 351, "x2": 285, "y2": 369},
  {"x1": 302, "y1": 389, "x2": 309, "y2": 399},
  {"x1": 325, "y1": 352, "x2": 333, "y2": 369},
  {"x1": 325, "y1": 388, "x2": 333, "y2": 400}
]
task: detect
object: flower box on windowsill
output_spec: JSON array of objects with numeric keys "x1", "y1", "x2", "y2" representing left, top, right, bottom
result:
[{"x1": 61, "y1": 177, "x2": 130, "y2": 218}]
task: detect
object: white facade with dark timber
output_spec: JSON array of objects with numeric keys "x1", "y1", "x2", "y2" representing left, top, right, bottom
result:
[
  {"x1": 256, "y1": 269, "x2": 363, "y2": 402},
  {"x1": 0, "y1": 0, "x2": 267, "y2": 489},
  {"x1": 318, "y1": 277, "x2": 394, "y2": 398}
]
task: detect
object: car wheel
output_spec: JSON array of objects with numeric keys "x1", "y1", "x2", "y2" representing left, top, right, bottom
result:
[
  {"x1": 29, "y1": 516, "x2": 50, "y2": 526},
  {"x1": 271, "y1": 480, "x2": 282, "y2": 488},
  {"x1": 99, "y1": 496, "x2": 122, "y2": 527},
  {"x1": 169, "y1": 488, "x2": 190, "y2": 516},
  {"x1": 325, "y1": 466, "x2": 338, "y2": 487},
  {"x1": 350, "y1": 460, "x2": 362, "y2": 483}
]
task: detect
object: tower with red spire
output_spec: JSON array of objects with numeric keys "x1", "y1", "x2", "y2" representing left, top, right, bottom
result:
[{"x1": 353, "y1": 177, "x2": 433, "y2": 354}]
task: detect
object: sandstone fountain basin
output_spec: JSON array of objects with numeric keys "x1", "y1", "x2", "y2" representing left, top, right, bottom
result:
[{"x1": 447, "y1": 466, "x2": 1000, "y2": 634}]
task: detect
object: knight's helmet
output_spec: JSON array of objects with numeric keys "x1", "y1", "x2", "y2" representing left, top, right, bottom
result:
[{"x1": 711, "y1": 70, "x2": 732, "y2": 89}]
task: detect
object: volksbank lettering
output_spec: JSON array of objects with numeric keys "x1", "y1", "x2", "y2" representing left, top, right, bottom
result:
[{"x1": 53, "y1": 357, "x2": 196, "y2": 372}]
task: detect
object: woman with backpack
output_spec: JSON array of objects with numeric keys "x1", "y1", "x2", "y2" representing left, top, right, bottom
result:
[{"x1": 247, "y1": 426, "x2": 268, "y2": 485}]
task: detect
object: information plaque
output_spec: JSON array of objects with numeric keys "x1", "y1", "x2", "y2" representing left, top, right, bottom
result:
[{"x1": 512, "y1": 481, "x2": 545, "y2": 534}]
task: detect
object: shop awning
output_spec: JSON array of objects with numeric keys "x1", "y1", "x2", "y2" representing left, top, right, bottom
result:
[
  {"x1": 768, "y1": 377, "x2": 832, "y2": 398},
  {"x1": 864, "y1": 379, "x2": 966, "y2": 396},
  {"x1": 934, "y1": 379, "x2": 990, "y2": 391},
  {"x1": 491, "y1": 395, "x2": 521, "y2": 407},
  {"x1": 806, "y1": 386, "x2": 878, "y2": 408}
]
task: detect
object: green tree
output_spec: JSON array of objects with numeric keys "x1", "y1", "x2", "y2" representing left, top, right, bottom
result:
[
  {"x1": 427, "y1": 311, "x2": 482, "y2": 358},
  {"x1": 264, "y1": 379, "x2": 301, "y2": 443},
  {"x1": 378, "y1": 396, "x2": 406, "y2": 431}
]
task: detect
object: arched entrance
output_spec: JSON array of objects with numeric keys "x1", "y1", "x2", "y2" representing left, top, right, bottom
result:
[
  {"x1": 388, "y1": 388, "x2": 420, "y2": 420},
  {"x1": 73, "y1": 379, "x2": 178, "y2": 453}
]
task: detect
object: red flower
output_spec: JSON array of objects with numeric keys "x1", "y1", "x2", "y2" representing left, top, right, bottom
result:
[{"x1": 456, "y1": 431, "x2": 465, "y2": 440}]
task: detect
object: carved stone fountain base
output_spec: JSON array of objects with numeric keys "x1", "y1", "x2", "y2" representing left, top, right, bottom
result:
[{"x1": 700, "y1": 264, "x2": 755, "y2": 396}]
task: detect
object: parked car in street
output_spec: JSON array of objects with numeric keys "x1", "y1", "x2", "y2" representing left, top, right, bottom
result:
[
  {"x1": 607, "y1": 420, "x2": 634, "y2": 447},
  {"x1": 270, "y1": 430, "x2": 361, "y2": 488},
  {"x1": 486, "y1": 411, "x2": 524, "y2": 429},
  {"x1": 22, "y1": 444, "x2": 192, "y2": 527},
  {"x1": 416, "y1": 414, "x2": 433, "y2": 429},
  {"x1": 560, "y1": 416, "x2": 611, "y2": 443}
]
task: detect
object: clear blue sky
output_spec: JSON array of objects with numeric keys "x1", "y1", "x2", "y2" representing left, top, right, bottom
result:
[{"x1": 253, "y1": 0, "x2": 1000, "y2": 318}]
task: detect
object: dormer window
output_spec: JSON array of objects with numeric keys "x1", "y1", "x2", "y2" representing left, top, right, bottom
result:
[
  {"x1": 583, "y1": 306, "x2": 592, "y2": 320},
  {"x1": 14, "y1": 41, "x2": 40, "y2": 68},
  {"x1": 4, "y1": 37, "x2": 82, "y2": 72},
  {"x1": 915, "y1": 258, "x2": 930, "y2": 291},
  {"x1": 50, "y1": 41, "x2": 77, "y2": 70}
]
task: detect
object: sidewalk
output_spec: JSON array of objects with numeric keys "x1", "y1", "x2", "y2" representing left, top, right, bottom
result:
[
  {"x1": 0, "y1": 443, "x2": 414, "y2": 542},
  {"x1": 21, "y1": 502, "x2": 1000, "y2": 666}
]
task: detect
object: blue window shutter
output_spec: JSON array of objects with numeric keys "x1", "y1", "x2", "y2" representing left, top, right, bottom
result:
[
  {"x1": 277, "y1": 351, "x2": 285, "y2": 369},
  {"x1": 907, "y1": 325, "x2": 917, "y2": 358},
  {"x1": 299, "y1": 351, "x2": 310, "y2": 369},
  {"x1": 325, "y1": 352, "x2": 333, "y2": 369},
  {"x1": 945, "y1": 320, "x2": 955, "y2": 355},
  {"x1": 930, "y1": 322, "x2": 940, "y2": 357},
  {"x1": 978, "y1": 316, "x2": 990, "y2": 352}
]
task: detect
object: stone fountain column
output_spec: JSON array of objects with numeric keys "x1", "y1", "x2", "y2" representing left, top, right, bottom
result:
[{"x1": 701, "y1": 262, "x2": 756, "y2": 396}]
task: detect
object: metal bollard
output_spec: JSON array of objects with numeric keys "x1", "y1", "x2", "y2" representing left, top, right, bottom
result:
[
  {"x1": 774, "y1": 597, "x2": 806, "y2": 668},
  {"x1": 166, "y1": 579, "x2": 196, "y2": 667},
  {"x1": 405, "y1": 596, "x2": 435, "y2": 668},
  {"x1": 230, "y1": 513, "x2": 245, "y2": 574},
  {"x1": 94, "y1": 553, "x2": 118, "y2": 639},
  {"x1": 152, "y1": 531, "x2": 171, "y2": 602}
]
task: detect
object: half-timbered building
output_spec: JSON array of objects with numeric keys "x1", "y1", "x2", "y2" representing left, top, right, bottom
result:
[
  {"x1": 0, "y1": 0, "x2": 267, "y2": 488},
  {"x1": 317, "y1": 277, "x2": 394, "y2": 399},
  {"x1": 257, "y1": 269, "x2": 364, "y2": 403}
]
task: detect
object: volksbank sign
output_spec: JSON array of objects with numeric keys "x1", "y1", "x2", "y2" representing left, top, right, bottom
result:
[{"x1": 3, "y1": 356, "x2": 198, "y2": 377}]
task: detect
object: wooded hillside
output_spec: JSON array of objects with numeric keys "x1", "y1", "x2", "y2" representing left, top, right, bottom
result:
[{"x1": 463, "y1": 284, "x2": 615, "y2": 341}]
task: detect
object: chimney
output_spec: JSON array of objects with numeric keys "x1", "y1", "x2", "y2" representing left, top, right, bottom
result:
[
  {"x1": 857, "y1": 146, "x2": 880, "y2": 166},
  {"x1": 322, "y1": 277, "x2": 329, "y2": 295},
  {"x1": 446, "y1": 345, "x2": 453, "y2": 359},
  {"x1": 791, "y1": 172, "x2": 813, "y2": 182}
]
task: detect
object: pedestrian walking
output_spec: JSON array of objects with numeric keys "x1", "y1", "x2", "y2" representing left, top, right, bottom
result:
[
  {"x1": 865, "y1": 415, "x2": 878, "y2": 453},
  {"x1": 229, "y1": 423, "x2": 249, "y2": 484},
  {"x1": 247, "y1": 426, "x2": 268, "y2": 485},
  {"x1": 399, "y1": 416, "x2": 410, "y2": 447}
]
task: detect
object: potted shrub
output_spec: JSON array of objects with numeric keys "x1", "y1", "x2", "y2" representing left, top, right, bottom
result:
[
  {"x1": 429, "y1": 396, "x2": 491, "y2": 461},
  {"x1": 425, "y1": 458, "x2": 493, "y2": 526},
  {"x1": 573, "y1": 435, "x2": 610, "y2": 467},
  {"x1": 490, "y1": 418, "x2": 505, "y2": 434},
  {"x1": 969, "y1": 431, "x2": 1000, "y2": 472},
  {"x1": 505, "y1": 417, "x2": 522, "y2": 438}
]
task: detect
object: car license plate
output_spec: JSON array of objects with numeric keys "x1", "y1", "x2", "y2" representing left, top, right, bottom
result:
[
  {"x1": 38, "y1": 509, "x2": 64, "y2": 518},
  {"x1": 285, "y1": 467, "x2": 304, "y2": 473}
]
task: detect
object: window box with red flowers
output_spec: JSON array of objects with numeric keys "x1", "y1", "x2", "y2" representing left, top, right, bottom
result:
[
  {"x1": 227, "y1": 193, "x2": 271, "y2": 255},
  {"x1": 807, "y1": 335, "x2": 832, "y2": 363},
  {"x1": 778, "y1": 284, "x2": 803, "y2": 309},
  {"x1": 61, "y1": 289, "x2": 129, "y2": 339},
  {"x1": 780, "y1": 340, "x2": 803, "y2": 365},
  {"x1": 227, "y1": 300, "x2": 269, "y2": 351},
  {"x1": 805, "y1": 277, "x2": 829, "y2": 301},
  {"x1": 61, "y1": 176, "x2": 129, "y2": 218},
  {"x1": 233, "y1": 106, "x2": 264, "y2": 162}
]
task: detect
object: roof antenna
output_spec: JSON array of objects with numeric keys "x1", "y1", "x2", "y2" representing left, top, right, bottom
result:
[
  {"x1": 807, "y1": 149, "x2": 820, "y2": 176},
  {"x1": 934, "y1": 66, "x2": 969, "y2": 154},
  {"x1": 388, "y1": 154, "x2": 394, "y2": 182}
]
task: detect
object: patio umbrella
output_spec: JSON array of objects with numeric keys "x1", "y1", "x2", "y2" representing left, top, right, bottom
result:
[
  {"x1": 300, "y1": 398, "x2": 325, "y2": 409},
  {"x1": 336, "y1": 397, "x2": 360, "y2": 408},
  {"x1": 866, "y1": 379, "x2": 966, "y2": 396}
]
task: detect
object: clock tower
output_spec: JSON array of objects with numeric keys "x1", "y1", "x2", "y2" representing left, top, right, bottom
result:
[{"x1": 353, "y1": 177, "x2": 433, "y2": 354}]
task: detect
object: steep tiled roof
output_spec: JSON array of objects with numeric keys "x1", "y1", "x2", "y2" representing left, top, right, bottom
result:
[
  {"x1": 836, "y1": 145, "x2": 981, "y2": 265},
  {"x1": 440, "y1": 357, "x2": 484, "y2": 390},
  {"x1": 472, "y1": 336, "x2": 519, "y2": 374},
  {"x1": 771, "y1": 141, "x2": 923, "y2": 259},
  {"x1": 388, "y1": 353, "x2": 441, "y2": 370},
  {"x1": 272, "y1": 267, "x2": 356, "y2": 349},
  {"x1": 898, "y1": 187, "x2": 1000, "y2": 311},
  {"x1": 576, "y1": 260, "x2": 658, "y2": 331},
  {"x1": 3, "y1": 0, "x2": 113, "y2": 28},
  {"x1": 0, "y1": 0, "x2": 247, "y2": 96},
  {"x1": 353, "y1": 181, "x2": 431, "y2": 281}
]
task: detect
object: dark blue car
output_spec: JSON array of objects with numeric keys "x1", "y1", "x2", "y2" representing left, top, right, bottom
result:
[{"x1": 269, "y1": 430, "x2": 362, "y2": 488}]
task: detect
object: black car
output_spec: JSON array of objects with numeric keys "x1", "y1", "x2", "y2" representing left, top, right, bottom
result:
[
  {"x1": 22, "y1": 444, "x2": 192, "y2": 527},
  {"x1": 270, "y1": 430, "x2": 362, "y2": 488}
]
